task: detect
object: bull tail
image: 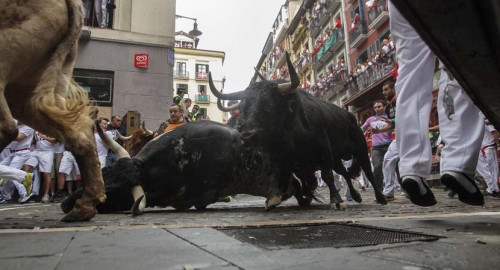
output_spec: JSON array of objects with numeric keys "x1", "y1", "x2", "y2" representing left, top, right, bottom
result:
[{"x1": 31, "y1": 0, "x2": 93, "y2": 137}]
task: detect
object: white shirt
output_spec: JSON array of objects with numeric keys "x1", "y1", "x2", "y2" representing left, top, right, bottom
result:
[
  {"x1": 34, "y1": 131, "x2": 56, "y2": 152},
  {"x1": 13, "y1": 125, "x2": 34, "y2": 150},
  {"x1": 53, "y1": 142, "x2": 65, "y2": 154},
  {"x1": 481, "y1": 124, "x2": 496, "y2": 148},
  {"x1": 94, "y1": 130, "x2": 114, "y2": 157}
]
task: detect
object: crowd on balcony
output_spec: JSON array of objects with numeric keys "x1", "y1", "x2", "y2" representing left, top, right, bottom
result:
[
  {"x1": 311, "y1": 21, "x2": 344, "y2": 62},
  {"x1": 305, "y1": 57, "x2": 348, "y2": 97},
  {"x1": 293, "y1": 49, "x2": 312, "y2": 74},
  {"x1": 175, "y1": 41, "x2": 194, "y2": 49},
  {"x1": 366, "y1": 0, "x2": 389, "y2": 22},
  {"x1": 346, "y1": 41, "x2": 395, "y2": 94}
]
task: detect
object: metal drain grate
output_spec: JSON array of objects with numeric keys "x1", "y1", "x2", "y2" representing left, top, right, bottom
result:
[{"x1": 217, "y1": 223, "x2": 442, "y2": 250}]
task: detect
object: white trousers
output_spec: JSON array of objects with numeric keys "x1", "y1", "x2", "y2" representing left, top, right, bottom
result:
[
  {"x1": 0, "y1": 151, "x2": 30, "y2": 198},
  {"x1": 0, "y1": 164, "x2": 26, "y2": 182},
  {"x1": 476, "y1": 147, "x2": 499, "y2": 193},
  {"x1": 437, "y1": 70, "x2": 484, "y2": 175},
  {"x1": 382, "y1": 140, "x2": 399, "y2": 196},
  {"x1": 389, "y1": 0, "x2": 483, "y2": 178}
]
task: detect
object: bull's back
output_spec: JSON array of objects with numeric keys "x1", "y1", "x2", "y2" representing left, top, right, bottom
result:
[{"x1": 137, "y1": 121, "x2": 240, "y2": 189}]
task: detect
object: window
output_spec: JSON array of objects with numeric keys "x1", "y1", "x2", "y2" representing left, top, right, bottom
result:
[
  {"x1": 198, "y1": 85, "x2": 207, "y2": 94},
  {"x1": 84, "y1": 1, "x2": 115, "y2": 29},
  {"x1": 176, "y1": 62, "x2": 187, "y2": 78},
  {"x1": 73, "y1": 69, "x2": 114, "y2": 106},
  {"x1": 196, "y1": 64, "x2": 209, "y2": 80},
  {"x1": 176, "y1": 83, "x2": 188, "y2": 95}
]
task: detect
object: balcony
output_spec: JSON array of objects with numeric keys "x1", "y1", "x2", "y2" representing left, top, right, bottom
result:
[
  {"x1": 342, "y1": 53, "x2": 395, "y2": 105},
  {"x1": 310, "y1": 68, "x2": 349, "y2": 99},
  {"x1": 349, "y1": 25, "x2": 368, "y2": 49},
  {"x1": 319, "y1": 8, "x2": 330, "y2": 27},
  {"x1": 195, "y1": 94, "x2": 210, "y2": 104},
  {"x1": 275, "y1": 50, "x2": 289, "y2": 69},
  {"x1": 174, "y1": 70, "x2": 189, "y2": 80},
  {"x1": 327, "y1": 0, "x2": 342, "y2": 14},
  {"x1": 274, "y1": 19, "x2": 289, "y2": 46},
  {"x1": 367, "y1": 0, "x2": 389, "y2": 30},
  {"x1": 196, "y1": 72, "x2": 208, "y2": 81},
  {"x1": 310, "y1": 17, "x2": 321, "y2": 38}
]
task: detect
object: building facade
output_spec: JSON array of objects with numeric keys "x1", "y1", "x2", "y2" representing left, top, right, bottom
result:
[
  {"x1": 173, "y1": 32, "x2": 226, "y2": 123},
  {"x1": 254, "y1": 0, "x2": 397, "y2": 124},
  {"x1": 74, "y1": 0, "x2": 176, "y2": 130}
]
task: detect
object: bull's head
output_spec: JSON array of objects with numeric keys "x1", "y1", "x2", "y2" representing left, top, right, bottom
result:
[
  {"x1": 127, "y1": 123, "x2": 154, "y2": 156},
  {"x1": 61, "y1": 123, "x2": 147, "y2": 216},
  {"x1": 210, "y1": 52, "x2": 300, "y2": 146}
]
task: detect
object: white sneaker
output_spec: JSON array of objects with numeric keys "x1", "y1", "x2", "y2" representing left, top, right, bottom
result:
[
  {"x1": 18, "y1": 193, "x2": 32, "y2": 204},
  {"x1": 41, "y1": 195, "x2": 50, "y2": 203}
]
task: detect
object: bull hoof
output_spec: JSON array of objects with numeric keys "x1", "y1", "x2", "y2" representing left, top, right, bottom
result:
[
  {"x1": 60, "y1": 207, "x2": 96, "y2": 222},
  {"x1": 60, "y1": 198, "x2": 74, "y2": 214},
  {"x1": 195, "y1": 204, "x2": 207, "y2": 210},
  {"x1": 265, "y1": 196, "x2": 281, "y2": 211},
  {"x1": 376, "y1": 194, "x2": 388, "y2": 205},
  {"x1": 330, "y1": 202, "x2": 346, "y2": 211},
  {"x1": 297, "y1": 196, "x2": 312, "y2": 207},
  {"x1": 351, "y1": 191, "x2": 362, "y2": 203}
]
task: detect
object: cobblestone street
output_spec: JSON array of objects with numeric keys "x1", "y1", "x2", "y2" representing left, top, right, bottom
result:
[{"x1": 1, "y1": 186, "x2": 499, "y2": 230}]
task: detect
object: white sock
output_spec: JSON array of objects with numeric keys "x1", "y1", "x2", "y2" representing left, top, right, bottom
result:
[
  {"x1": 442, "y1": 171, "x2": 477, "y2": 193},
  {"x1": 402, "y1": 175, "x2": 428, "y2": 195}
]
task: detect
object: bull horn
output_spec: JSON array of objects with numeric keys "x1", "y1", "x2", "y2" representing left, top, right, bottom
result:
[
  {"x1": 115, "y1": 131, "x2": 132, "y2": 141},
  {"x1": 254, "y1": 67, "x2": 267, "y2": 81},
  {"x1": 131, "y1": 185, "x2": 146, "y2": 216},
  {"x1": 217, "y1": 99, "x2": 240, "y2": 112},
  {"x1": 277, "y1": 52, "x2": 300, "y2": 94},
  {"x1": 208, "y1": 72, "x2": 245, "y2": 100},
  {"x1": 95, "y1": 122, "x2": 130, "y2": 159},
  {"x1": 141, "y1": 121, "x2": 153, "y2": 135}
]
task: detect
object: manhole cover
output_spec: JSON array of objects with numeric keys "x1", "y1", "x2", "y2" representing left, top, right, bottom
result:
[{"x1": 217, "y1": 223, "x2": 442, "y2": 250}]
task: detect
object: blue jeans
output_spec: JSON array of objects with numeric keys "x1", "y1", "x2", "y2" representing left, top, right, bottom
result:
[{"x1": 106, "y1": 151, "x2": 119, "y2": 167}]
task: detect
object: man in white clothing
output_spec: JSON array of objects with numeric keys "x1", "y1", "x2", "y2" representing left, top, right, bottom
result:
[
  {"x1": 389, "y1": 0, "x2": 484, "y2": 207},
  {"x1": 95, "y1": 118, "x2": 114, "y2": 168},
  {"x1": 0, "y1": 122, "x2": 34, "y2": 203},
  {"x1": 476, "y1": 122, "x2": 500, "y2": 198}
]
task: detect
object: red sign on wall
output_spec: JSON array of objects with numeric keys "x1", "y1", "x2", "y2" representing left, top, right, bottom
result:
[{"x1": 134, "y1": 53, "x2": 149, "y2": 68}]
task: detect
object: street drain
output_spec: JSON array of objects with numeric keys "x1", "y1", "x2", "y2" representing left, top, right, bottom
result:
[{"x1": 217, "y1": 223, "x2": 442, "y2": 250}]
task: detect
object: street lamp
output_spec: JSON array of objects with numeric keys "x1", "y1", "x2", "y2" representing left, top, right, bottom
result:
[{"x1": 175, "y1": 14, "x2": 203, "y2": 37}]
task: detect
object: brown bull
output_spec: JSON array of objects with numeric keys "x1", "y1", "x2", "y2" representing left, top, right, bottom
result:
[{"x1": 0, "y1": 0, "x2": 105, "y2": 222}]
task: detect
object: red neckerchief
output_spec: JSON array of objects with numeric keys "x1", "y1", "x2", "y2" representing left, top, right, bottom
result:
[{"x1": 387, "y1": 95, "x2": 397, "y2": 105}]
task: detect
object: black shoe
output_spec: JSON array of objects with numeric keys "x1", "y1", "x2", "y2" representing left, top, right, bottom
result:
[
  {"x1": 486, "y1": 191, "x2": 500, "y2": 199},
  {"x1": 401, "y1": 176, "x2": 437, "y2": 207},
  {"x1": 441, "y1": 173, "x2": 484, "y2": 206},
  {"x1": 447, "y1": 190, "x2": 457, "y2": 198},
  {"x1": 51, "y1": 190, "x2": 67, "y2": 203}
]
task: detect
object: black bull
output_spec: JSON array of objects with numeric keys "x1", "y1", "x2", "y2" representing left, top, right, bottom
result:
[
  {"x1": 61, "y1": 121, "x2": 308, "y2": 215},
  {"x1": 209, "y1": 53, "x2": 387, "y2": 210}
]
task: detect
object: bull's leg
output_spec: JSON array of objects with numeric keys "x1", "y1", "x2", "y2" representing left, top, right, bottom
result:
[
  {"x1": 60, "y1": 188, "x2": 84, "y2": 213},
  {"x1": 13, "y1": 101, "x2": 105, "y2": 221},
  {"x1": 60, "y1": 130, "x2": 106, "y2": 221},
  {"x1": 361, "y1": 160, "x2": 387, "y2": 205},
  {"x1": 332, "y1": 160, "x2": 362, "y2": 203},
  {"x1": 0, "y1": 89, "x2": 18, "y2": 151},
  {"x1": 265, "y1": 168, "x2": 291, "y2": 211},
  {"x1": 292, "y1": 170, "x2": 314, "y2": 206},
  {"x1": 321, "y1": 167, "x2": 345, "y2": 211}
]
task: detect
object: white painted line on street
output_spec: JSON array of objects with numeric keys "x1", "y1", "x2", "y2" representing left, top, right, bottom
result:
[{"x1": 0, "y1": 204, "x2": 52, "y2": 211}]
